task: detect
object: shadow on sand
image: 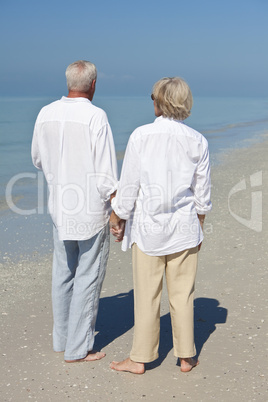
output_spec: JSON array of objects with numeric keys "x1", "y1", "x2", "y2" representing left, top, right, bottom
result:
[
  {"x1": 95, "y1": 290, "x2": 134, "y2": 351},
  {"x1": 95, "y1": 293, "x2": 227, "y2": 368}
]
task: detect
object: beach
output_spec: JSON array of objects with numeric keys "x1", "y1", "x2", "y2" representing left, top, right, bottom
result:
[{"x1": 0, "y1": 135, "x2": 267, "y2": 401}]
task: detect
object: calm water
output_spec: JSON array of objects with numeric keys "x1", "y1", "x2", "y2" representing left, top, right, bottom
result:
[
  {"x1": 1, "y1": 95, "x2": 268, "y2": 193},
  {"x1": 0, "y1": 95, "x2": 267, "y2": 259}
]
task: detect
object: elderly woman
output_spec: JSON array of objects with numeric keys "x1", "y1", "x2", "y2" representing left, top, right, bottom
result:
[{"x1": 109, "y1": 77, "x2": 212, "y2": 374}]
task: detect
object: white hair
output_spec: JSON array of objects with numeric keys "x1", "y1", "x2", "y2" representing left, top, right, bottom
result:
[{"x1": 65, "y1": 60, "x2": 97, "y2": 92}]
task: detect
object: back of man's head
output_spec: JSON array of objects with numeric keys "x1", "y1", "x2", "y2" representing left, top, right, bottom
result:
[{"x1": 65, "y1": 60, "x2": 97, "y2": 93}]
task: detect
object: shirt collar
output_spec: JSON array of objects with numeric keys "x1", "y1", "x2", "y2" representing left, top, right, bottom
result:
[
  {"x1": 61, "y1": 96, "x2": 91, "y2": 103},
  {"x1": 154, "y1": 115, "x2": 183, "y2": 123}
]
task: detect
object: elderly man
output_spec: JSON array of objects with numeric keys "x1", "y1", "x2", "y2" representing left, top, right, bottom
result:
[
  {"x1": 32, "y1": 60, "x2": 118, "y2": 363},
  {"x1": 110, "y1": 77, "x2": 212, "y2": 374}
]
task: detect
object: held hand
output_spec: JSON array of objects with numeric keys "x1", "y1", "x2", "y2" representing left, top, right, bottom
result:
[
  {"x1": 110, "y1": 220, "x2": 126, "y2": 242},
  {"x1": 109, "y1": 211, "x2": 126, "y2": 242}
]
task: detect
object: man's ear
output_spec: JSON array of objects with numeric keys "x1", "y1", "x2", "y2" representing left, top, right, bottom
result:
[{"x1": 89, "y1": 80, "x2": 96, "y2": 100}]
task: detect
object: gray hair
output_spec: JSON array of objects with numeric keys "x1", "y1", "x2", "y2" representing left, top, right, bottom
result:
[
  {"x1": 65, "y1": 60, "x2": 97, "y2": 92},
  {"x1": 152, "y1": 77, "x2": 193, "y2": 120}
]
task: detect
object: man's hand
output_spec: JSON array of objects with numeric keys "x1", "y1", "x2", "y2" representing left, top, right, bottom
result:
[{"x1": 109, "y1": 211, "x2": 126, "y2": 242}]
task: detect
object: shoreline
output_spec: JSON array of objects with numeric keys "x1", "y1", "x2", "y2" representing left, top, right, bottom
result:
[{"x1": 0, "y1": 136, "x2": 267, "y2": 401}]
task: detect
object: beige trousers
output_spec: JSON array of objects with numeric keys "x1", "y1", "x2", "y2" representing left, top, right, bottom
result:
[{"x1": 130, "y1": 244, "x2": 198, "y2": 363}]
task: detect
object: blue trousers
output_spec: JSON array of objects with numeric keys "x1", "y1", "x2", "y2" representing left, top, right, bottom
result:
[{"x1": 52, "y1": 224, "x2": 110, "y2": 361}]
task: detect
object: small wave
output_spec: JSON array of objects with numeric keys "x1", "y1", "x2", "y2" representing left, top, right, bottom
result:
[
  {"x1": 202, "y1": 118, "x2": 268, "y2": 135},
  {"x1": 0, "y1": 195, "x2": 24, "y2": 212}
]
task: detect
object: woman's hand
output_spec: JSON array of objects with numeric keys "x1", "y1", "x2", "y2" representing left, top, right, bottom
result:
[{"x1": 197, "y1": 214, "x2": 205, "y2": 251}]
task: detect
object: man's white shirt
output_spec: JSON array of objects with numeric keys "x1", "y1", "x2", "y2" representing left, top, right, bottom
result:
[{"x1": 32, "y1": 96, "x2": 118, "y2": 241}]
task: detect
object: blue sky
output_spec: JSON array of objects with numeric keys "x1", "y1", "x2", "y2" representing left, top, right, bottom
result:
[{"x1": 0, "y1": 0, "x2": 267, "y2": 97}]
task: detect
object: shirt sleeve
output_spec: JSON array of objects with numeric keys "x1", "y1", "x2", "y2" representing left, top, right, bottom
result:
[
  {"x1": 31, "y1": 120, "x2": 43, "y2": 170},
  {"x1": 111, "y1": 133, "x2": 141, "y2": 220},
  {"x1": 93, "y1": 122, "x2": 118, "y2": 201},
  {"x1": 192, "y1": 139, "x2": 212, "y2": 215}
]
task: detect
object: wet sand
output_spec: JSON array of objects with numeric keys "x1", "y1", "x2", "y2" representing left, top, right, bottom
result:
[{"x1": 0, "y1": 138, "x2": 267, "y2": 401}]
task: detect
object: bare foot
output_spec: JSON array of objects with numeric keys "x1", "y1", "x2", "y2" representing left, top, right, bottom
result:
[
  {"x1": 179, "y1": 357, "x2": 199, "y2": 372},
  {"x1": 110, "y1": 357, "x2": 145, "y2": 374},
  {"x1": 65, "y1": 350, "x2": 106, "y2": 363}
]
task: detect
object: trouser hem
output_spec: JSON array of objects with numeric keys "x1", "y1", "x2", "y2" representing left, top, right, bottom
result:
[
  {"x1": 174, "y1": 349, "x2": 196, "y2": 359},
  {"x1": 64, "y1": 351, "x2": 89, "y2": 361}
]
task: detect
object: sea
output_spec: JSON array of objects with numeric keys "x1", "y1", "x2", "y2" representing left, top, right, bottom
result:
[{"x1": 0, "y1": 95, "x2": 267, "y2": 261}]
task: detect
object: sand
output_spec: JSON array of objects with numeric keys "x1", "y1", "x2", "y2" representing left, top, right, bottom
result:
[{"x1": 0, "y1": 138, "x2": 267, "y2": 401}]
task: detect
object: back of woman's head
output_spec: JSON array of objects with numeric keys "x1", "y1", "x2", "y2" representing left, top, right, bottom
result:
[{"x1": 152, "y1": 77, "x2": 193, "y2": 120}]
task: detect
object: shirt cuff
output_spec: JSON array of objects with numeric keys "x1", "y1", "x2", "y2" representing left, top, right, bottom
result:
[
  {"x1": 111, "y1": 197, "x2": 131, "y2": 220},
  {"x1": 195, "y1": 203, "x2": 212, "y2": 215}
]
